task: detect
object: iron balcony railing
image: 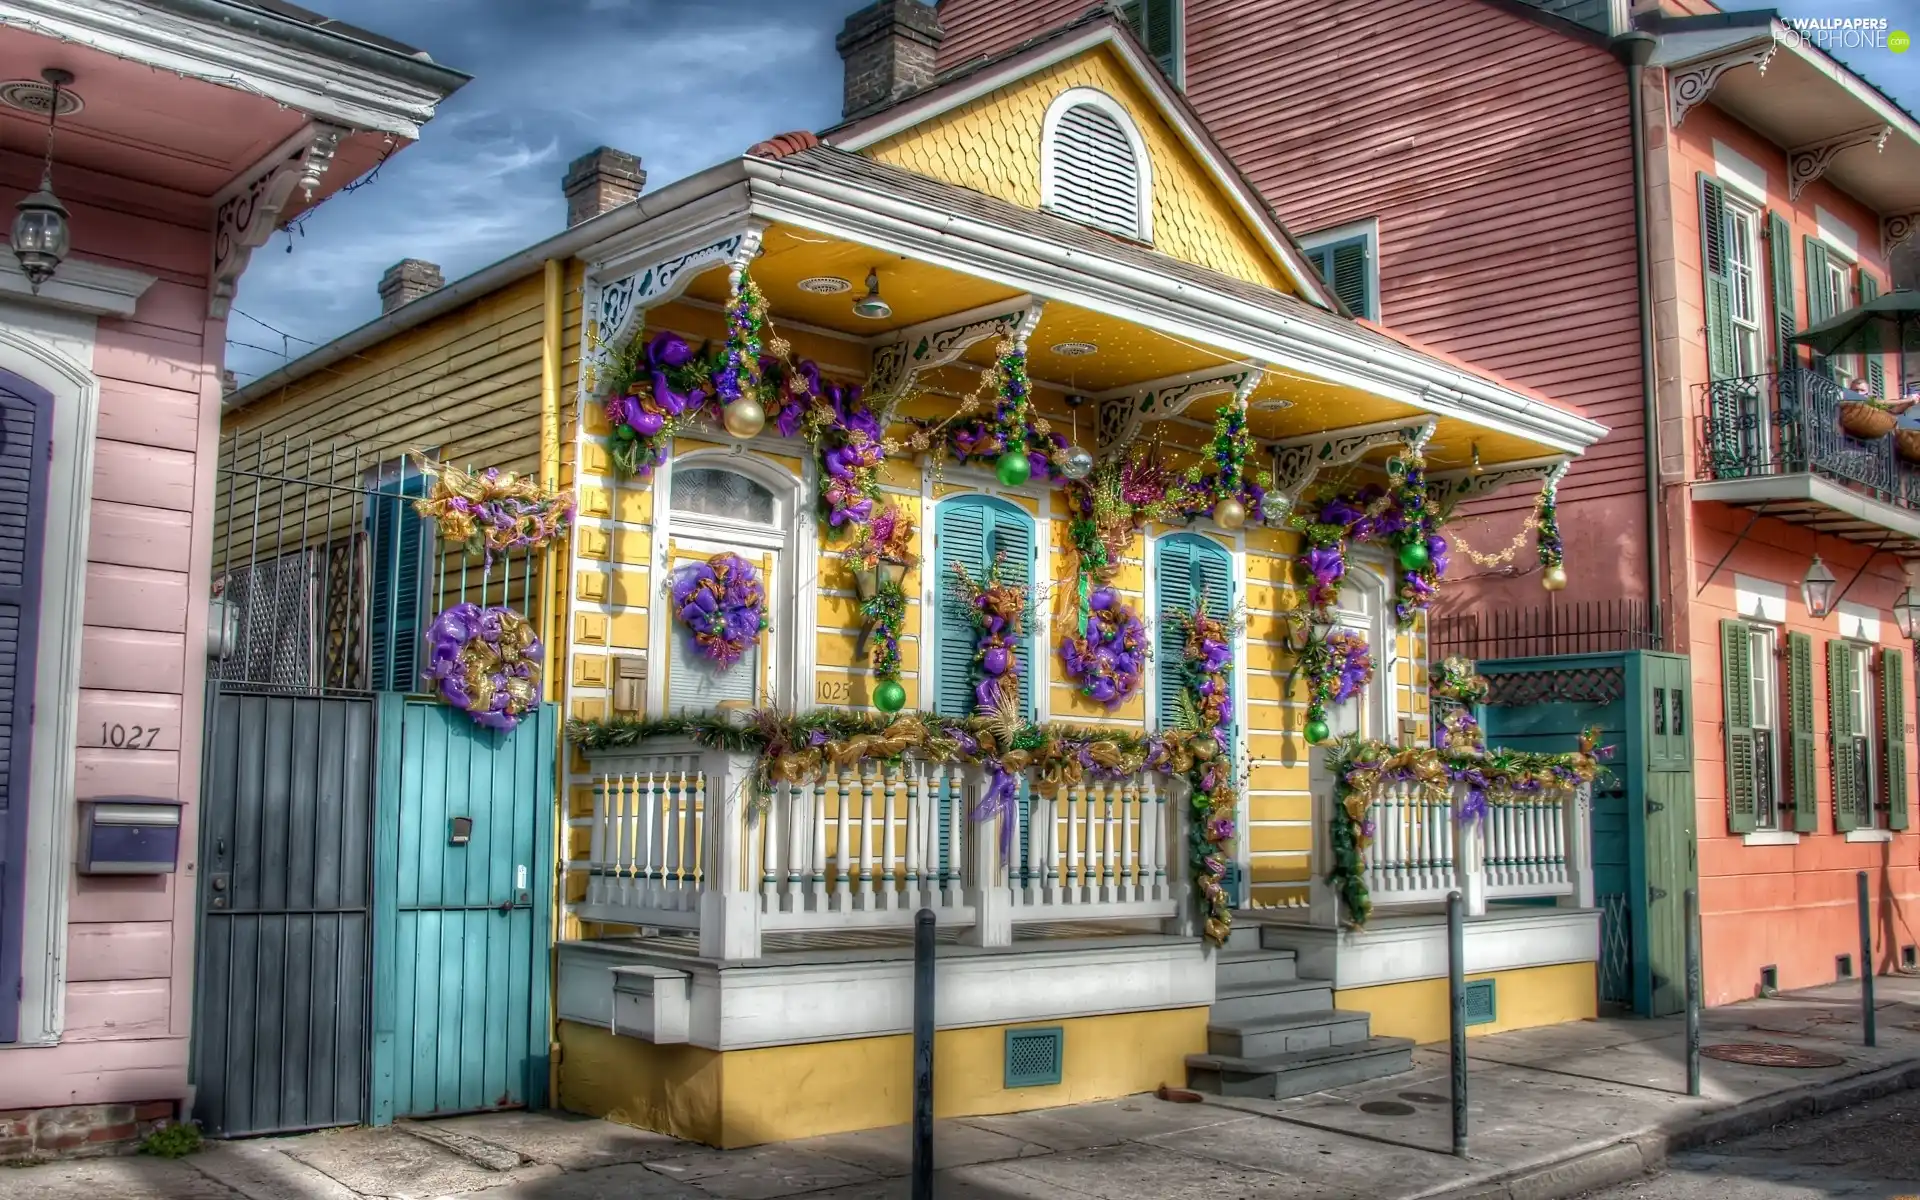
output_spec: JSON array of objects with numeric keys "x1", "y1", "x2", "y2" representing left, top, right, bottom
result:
[{"x1": 1697, "y1": 368, "x2": 1920, "y2": 510}]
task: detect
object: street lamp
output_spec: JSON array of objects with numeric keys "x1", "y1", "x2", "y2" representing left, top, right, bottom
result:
[
  {"x1": 1894, "y1": 584, "x2": 1920, "y2": 640},
  {"x1": 1802, "y1": 555, "x2": 1838, "y2": 619}
]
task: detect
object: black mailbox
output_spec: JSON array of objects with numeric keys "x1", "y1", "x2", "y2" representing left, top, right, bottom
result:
[{"x1": 78, "y1": 797, "x2": 184, "y2": 874}]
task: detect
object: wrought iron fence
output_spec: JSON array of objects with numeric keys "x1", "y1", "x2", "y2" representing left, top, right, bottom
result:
[
  {"x1": 1431, "y1": 598, "x2": 1659, "y2": 662},
  {"x1": 1697, "y1": 367, "x2": 1920, "y2": 507},
  {"x1": 210, "y1": 432, "x2": 544, "y2": 697}
]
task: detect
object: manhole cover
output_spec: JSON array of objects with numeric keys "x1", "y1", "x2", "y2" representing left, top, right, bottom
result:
[
  {"x1": 1400, "y1": 1092, "x2": 1449, "y2": 1105},
  {"x1": 1359, "y1": 1100, "x2": 1418, "y2": 1116},
  {"x1": 1701, "y1": 1042, "x2": 1846, "y2": 1068}
]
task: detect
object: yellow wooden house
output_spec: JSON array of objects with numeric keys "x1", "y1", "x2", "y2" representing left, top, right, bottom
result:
[{"x1": 223, "y1": 6, "x2": 1608, "y2": 1149}]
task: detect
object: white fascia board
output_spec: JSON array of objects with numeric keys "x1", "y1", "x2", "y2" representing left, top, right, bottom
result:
[
  {"x1": 576, "y1": 181, "x2": 756, "y2": 283},
  {"x1": 0, "y1": 0, "x2": 451, "y2": 137},
  {"x1": 738, "y1": 161, "x2": 1606, "y2": 456},
  {"x1": 828, "y1": 23, "x2": 1337, "y2": 313}
]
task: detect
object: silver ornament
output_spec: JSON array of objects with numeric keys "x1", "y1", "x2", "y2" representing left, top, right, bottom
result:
[{"x1": 1062, "y1": 446, "x2": 1094, "y2": 481}]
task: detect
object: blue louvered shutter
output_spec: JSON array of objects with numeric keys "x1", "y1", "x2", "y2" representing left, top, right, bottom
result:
[
  {"x1": 368, "y1": 470, "x2": 429, "y2": 693},
  {"x1": 0, "y1": 372, "x2": 49, "y2": 1044},
  {"x1": 1154, "y1": 537, "x2": 1195, "y2": 731},
  {"x1": 934, "y1": 499, "x2": 988, "y2": 717}
]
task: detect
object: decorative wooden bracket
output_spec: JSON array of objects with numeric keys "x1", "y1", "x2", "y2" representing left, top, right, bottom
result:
[
  {"x1": 581, "y1": 223, "x2": 765, "y2": 397},
  {"x1": 1094, "y1": 366, "x2": 1257, "y2": 454},
  {"x1": 209, "y1": 120, "x2": 352, "y2": 318},
  {"x1": 1885, "y1": 213, "x2": 1920, "y2": 257},
  {"x1": 1428, "y1": 456, "x2": 1570, "y2": 512},
  {"x1": 1265, "y1": 417, "x2": 1435, "y2": 523},
  {"x1": 865, "y1": 297, "x2": 1040, "y2": 399},
  {"x1": 1669, "y1": 41, "x2": 1777, "y2": 127},
  {"x1": 1789, "y1": 125, "x2": 1891, "y2": 201}
]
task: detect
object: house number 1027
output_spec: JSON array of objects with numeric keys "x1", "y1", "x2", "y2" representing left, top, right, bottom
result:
[{"x1": 100, "y1": 724, "x2": 161, "y2": 748}]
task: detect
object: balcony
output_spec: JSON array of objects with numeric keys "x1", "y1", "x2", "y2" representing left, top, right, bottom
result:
[{"x1": 1694, "y1": 369, "x2": 1920, "y2": 553}]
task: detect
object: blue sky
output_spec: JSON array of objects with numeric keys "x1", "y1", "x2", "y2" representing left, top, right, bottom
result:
[{"x1": 222, "y1": 0, "x2": 1920, "y2": 383}]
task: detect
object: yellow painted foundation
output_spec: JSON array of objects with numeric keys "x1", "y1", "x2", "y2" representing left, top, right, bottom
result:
[
  {"x1": 558, "y1": 1006, "x2": 1209, "y2": 1148},
  {"x1": 1335, "y1": 962, "x2": 1597, "y2": 1045}
]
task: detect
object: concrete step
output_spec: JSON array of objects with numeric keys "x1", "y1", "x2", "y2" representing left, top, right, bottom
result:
[
  {"x1": 1215, "y1": 948, "x2": 1298, "y2": 990},
  {"x1": 1221, "y1": 923, "x2": 1266, "y2": 953},
  {"x1": 1208, "y1": 977, "x2": 1333, "y2": 1023},
  {"x1": 1185, "y1": 1036, "x2": 1417, "y2": 1100},
  {"x1": 1207, "y1": 1008, "x2": 1371, "y2": 1059},
  {"x1": 1258, "y1": 924, "x2": 1314, "y2": 954}
]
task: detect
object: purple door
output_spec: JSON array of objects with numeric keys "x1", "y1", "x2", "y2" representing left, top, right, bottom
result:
[{"x1": 0, "y1": 370, "x2": 49, "y2": 1043}]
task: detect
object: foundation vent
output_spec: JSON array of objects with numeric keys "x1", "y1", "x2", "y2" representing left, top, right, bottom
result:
[
  {"x1": 1464, "y1": 979, "x2": 1498, "y2": 1027},
  {"x1": 1004, "y1": 1026, "x2": 1063, "y2": 1088}
]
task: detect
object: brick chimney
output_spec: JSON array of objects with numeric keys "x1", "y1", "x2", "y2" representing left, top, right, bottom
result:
[
  {"x1": 563, "y1": 147, "x2": 646, "y2": 227},
  {"x1": 836, "y1": 0, "x2": 943, "y2": 120},
  {"x1": 377, "y1": 259, "x2": 444, "y2": 314}
]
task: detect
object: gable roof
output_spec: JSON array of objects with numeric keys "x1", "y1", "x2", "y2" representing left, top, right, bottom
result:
[
  {"x1": 1507, "y1": 0, "x2": 1614, "y2": 35},
  {"x1": 820, "y1": 6, "x2": 1340, "y2": 313}
]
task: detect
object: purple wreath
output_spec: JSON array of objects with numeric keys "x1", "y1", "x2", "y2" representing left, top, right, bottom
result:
[
  {"x1": 672, "y1": 553, "x2": 767, "y2": 670},
  {"x1": 422, "y1": 603, "x2": 543, "y2": 732},
  {"x1": 1058, "y1": 587, "x2": 1147, "y2": 708}
]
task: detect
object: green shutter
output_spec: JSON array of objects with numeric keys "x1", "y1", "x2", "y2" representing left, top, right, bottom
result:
[
  {"x1": 1329, "y1": 237, "x2": 1371, "y2": 320},
  {"x1": 1699, "y1": 175, "x2": 1736, "y2": 382},
  {"x1": 1787, "y1": 631, "x2": 1818, "y2": 832},
  {"x1": 933, "y1": 498, "x2": 989, "y2": 717},
  {"x1": 1883, "y1": 647, "x2": 1908, "y2": 830},
  {"x1": 1860, "y1": 273, "x2": 1886, "y2": 399},
  {"x1": 370, "y1": 470, "x2": 429, "y2": 692},
  {"x1": 1830, "y1": 638, "x2": 1860, "y2": 831},
  {"x1": 1805, "y1": 238, "x2": 1833, "y2": 380},
  {"x1": 1121, "y1": 0, "x2": 1180, "y2": 81},
  {"x1": 1722, "y1": 619, "x2": 1757, "y2": 833},
  {"x1": 1767, "y1": 213, "x2": 1798, "y2": 380}
]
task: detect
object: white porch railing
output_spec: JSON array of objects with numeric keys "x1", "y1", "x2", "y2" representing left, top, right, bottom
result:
[
  {"x1": 577, "y1": 740, "x2": 1189, "y2": 959},
  {"x1": 1346, "y1": 780, "x2": 1592, "y2": 919}
]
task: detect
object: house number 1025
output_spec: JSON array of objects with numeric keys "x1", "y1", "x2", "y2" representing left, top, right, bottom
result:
[{"x1": 100, "y1": 724, "x2": 161, "y2": 749}]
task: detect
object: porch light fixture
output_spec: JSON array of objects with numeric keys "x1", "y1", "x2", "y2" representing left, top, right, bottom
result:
[
  {"x1": 797, "y1": 276, "x2": 851, "y2": 295},
  {"x1": 1802, "y1": 555, "x2": 1838, "y2": 619},
  {"x1": 852, "y1": 269, "x2": 891, "y2": 320},
  {"x1": 11, "y1": 68, "x2": 74, "y2": 292},
  {"x1": 1051, "y1": 341, "x2": 1098, "y2": 357},
  {"x1": 1895, "y1": 584, "x2": 1920, "y2": 640}
]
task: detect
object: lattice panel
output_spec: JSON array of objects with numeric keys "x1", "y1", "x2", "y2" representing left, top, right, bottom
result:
[{"x1": 1483, "y1": 666, "x2": 1625, "y2": 708}]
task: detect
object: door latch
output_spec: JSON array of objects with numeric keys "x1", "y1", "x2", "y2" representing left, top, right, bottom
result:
[
  {"x1": 1650, "y1": 885, "x2": 1669, "y2": 902},
  {"x1": 209, "y1": 873, "x2": 229, "y2": 909},
  {"x1": 1647, "y1": 799, "x2": 1666, "y2": 814}
]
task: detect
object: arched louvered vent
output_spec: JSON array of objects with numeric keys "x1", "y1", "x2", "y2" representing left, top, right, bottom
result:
[{"x1": 1043, "y1": 94, "x2": 1150, "y2": 242}]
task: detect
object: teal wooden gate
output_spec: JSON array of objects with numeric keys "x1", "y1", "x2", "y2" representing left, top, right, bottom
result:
[{"x1": 372, "y1": 697, "x2": 555, "y2": 1123}]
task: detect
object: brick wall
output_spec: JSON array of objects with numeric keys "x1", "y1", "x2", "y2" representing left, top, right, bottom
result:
[{"x1": 0, "y1": 1100, "x2": 176, "y2": 1162}]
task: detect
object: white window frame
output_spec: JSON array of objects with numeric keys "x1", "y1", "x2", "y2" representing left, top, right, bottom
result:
[
  {"x1": 1748, "y1": 624, "x2": 1782, "y2": 830},
  {"x1": 1722, "y1": 197, "x2": 1765, "y2": 380},
  {"x1": 1039, "y1": 87, "x2": 1155, "y2": 245},
  {"x1": 1324, "y1": 558, "x2": 1395, "y2": 742},
  {"x1": 1299, "y1": 219, "x2": 1380, "y2": 322},
  {"x1": 648, "y1": 451, "x2": 812, "y2": 716},
  {"x1": 1818, "y1": 237, "x2": 1862, "y2": 387},
  {"x1": 1847, "y1": 640, "x2": 1878, "y2": 829}
]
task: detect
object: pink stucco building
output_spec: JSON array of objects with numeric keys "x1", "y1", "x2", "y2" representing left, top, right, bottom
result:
[{"x1": 0, "y1": 0, "x2": 461, "y2": 1153}]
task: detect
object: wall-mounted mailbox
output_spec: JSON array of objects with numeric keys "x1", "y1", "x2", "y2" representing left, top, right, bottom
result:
[
  {"x1": 78, "y1": 798, "x2": 184, "y2": 875},
  {"x1": 449, "y1": 816, "x2": 473, "y2": 846}
]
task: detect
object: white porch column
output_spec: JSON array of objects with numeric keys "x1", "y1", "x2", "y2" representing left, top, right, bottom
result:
[
  {"x1": 1306, "y1": 748, "x2": 1343, "y2": 927},
  {"x1": 962, "y1": 770, "x2": 1013, "y2": 947},
  {"x1": 699, "y1": 748, "x2": 763, "y2": 960},
  {"x1": 1564, "y1": 783, "x2": 1596, "y2": 910},
  {"x1": 1459, "y1": 816, "x2": 1488, "y2": 918}
]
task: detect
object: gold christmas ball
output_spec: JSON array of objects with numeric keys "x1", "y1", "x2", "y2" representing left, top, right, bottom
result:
[
  {"x1": 723, "y1": 396, "x2": 766, "y2": 439},
  {"x1": 1214, "y1": 496, "x2": 1247, "y2": 531},
  {"x1": 1542, "y1": 563, "x2": 1568, "y2": 592},
  {"x1": 1190, "y1": 734, "x2": 1217, "y2": 761}
]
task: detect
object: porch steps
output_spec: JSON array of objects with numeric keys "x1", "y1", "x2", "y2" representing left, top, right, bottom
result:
[{"x1": 1187, "y1": 928, "x2": 1413, "y2": 1099}]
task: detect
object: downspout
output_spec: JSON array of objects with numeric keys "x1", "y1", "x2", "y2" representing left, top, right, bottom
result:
[
  {"x1": 538, "y1": 257, "x2": 565, "y2": 1105},
  {"x1": 1615, "y1": 30, "x2": 1663, "y2": 645}
]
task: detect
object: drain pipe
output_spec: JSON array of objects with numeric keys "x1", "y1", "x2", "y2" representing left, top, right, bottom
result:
[{"x1": 1616, "y1": 29, "x2": 1663, "y2": 644}]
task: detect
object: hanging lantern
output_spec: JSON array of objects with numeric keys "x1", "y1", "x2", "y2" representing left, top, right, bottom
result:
[
  {"x1": 1802, "y1": 555, "x2": 1838, "y2": 618},
  {"x1": 1397, "y1": 540, "x2": 1432, "y2": 572},
  {"x1": 873, "y1": 679, "x2": 907, "y2": 713},
  {"x1": 1895, "y1": 584, "x2": 1920, "y2": 640},
  {"x1": 11, "y1": 69, "x2": 74, "y2": 292},
  {"x1": 1061, "y1": 445, "x2": 1094, "y2": 481},
  {"x1": 722, "y1": 395, "x2": 766, "y2": 439},
  {"x1": 1213, "y1": 496, "x2": 1247, "y2": 530},
  {"x1": 1541, "y1": 563, "x2": 1568, "y2": 592},
  {"x1": 995, "y1": 449, "x2": 1031, "y2": 487}
]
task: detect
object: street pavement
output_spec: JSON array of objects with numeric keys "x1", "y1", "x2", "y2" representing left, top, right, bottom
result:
[
  {"x1": 1575, "y1": 1087, "x2": 1920, "y2": 1199},
  {"x1": 4, "y1": 975, "x2": 1920, "y2": 1200}
]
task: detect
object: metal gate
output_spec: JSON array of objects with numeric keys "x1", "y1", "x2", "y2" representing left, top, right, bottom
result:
[{"x1": 194, "y1": 435, "x2": 555, "y2": 1136}]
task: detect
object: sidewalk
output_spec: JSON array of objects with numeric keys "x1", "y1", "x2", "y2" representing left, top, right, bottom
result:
[{"x1": 6, "y1": 975, "x2": 1920, "y2": 1200}]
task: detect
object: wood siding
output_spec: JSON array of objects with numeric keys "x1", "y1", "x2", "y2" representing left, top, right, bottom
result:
[{"x1": 934, "y1": 0, "x2": 1646, "y2": 609}]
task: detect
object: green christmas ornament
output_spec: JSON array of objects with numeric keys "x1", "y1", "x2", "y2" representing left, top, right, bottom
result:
[
  {"x1": 995, "y1": 449, "x2": 1032, "y2": 487},
  {"x1": 873, "y1": 679, "x2": 907, "y2": 713},
  {"x1": 1397, "y1": 540, "x2": 1431, "y2": 572},
  {"x1": 1305, "y1": 719, "x2": 1332, "y2": 745}
]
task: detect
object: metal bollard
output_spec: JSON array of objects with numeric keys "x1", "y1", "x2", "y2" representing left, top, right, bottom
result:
[
  {"x1": 1684, "y1": 887, "x2": 1700, "y2": 1097},
  {"x1": 1447, "y1": 890, "x2": 1467, "y2": 1158},
  {"x1": 912, "y1": 909, "x2": 936, "y2": 1200},
  {"x1": 1858, "y1": 871, "x2": 1876, "y2": 1048}
]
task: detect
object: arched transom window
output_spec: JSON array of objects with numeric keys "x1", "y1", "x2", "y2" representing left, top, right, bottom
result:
[{"x1": 1040, "y1": 88, "x2": 1154, "y2": 243}]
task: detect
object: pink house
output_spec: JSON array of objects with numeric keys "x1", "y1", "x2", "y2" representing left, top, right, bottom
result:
[{"x1": 0, "y1": 1, "x2": 462, "y2": 1154}]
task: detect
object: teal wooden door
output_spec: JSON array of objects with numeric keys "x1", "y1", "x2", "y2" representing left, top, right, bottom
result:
[
  {"x1": 371, "y1": 697, "x2": 555, "y2": 1122},
  {"x1": 1633, "y1": 652, "x2": 1697, "y2": 1018}
]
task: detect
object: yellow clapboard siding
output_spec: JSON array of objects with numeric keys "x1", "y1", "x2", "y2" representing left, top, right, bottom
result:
[
  {"x1": 1248, "y1": 859, "x2": 1311, "y2": 884},
  {"x1": 1247, "y1": 794, "x2": 1310, "y2": 823},
  {"x1": 819, "y1": 633, "x2": 922, "y2": 673},
  {"x1": 1247, "y1": 824, "x2": 1313, "y2": 854}
]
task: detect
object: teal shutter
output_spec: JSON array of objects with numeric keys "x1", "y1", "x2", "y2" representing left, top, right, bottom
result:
[
  {"x1": 1305, "y1": 236, "x2": 1372, "y2": 319},
  {"x1": 1787, "y1": 631, "x2": 1817, "y2": 833},
  {"x1": 1830, "y1": 639, "x2": 1859, "y2": 832},
  {"x1": 369, "y1": 470, "x2": 429, "y2": 692},
  {"x1": 1153, "y1": 536, "x2": 1195, "y2": 731},
  {"x1": 1699, "y1": 175, "x2": 1736, "y2": 382},
  {"x1": 1883, "y1": 647, "x2": 1908, "y2": 831},
  {"x1": 989, "y1": 515, "x2": 1036, "y2": 721},
  {"x1": 933, "y1": 495, "x2": 1035, "y2": 719},
  {"x1": 1860, "y1": 274, "x2": 1885, "y2": 399},
  {"x1": 1721, "y1": 619, "x2": 1757, "y2": 834}
]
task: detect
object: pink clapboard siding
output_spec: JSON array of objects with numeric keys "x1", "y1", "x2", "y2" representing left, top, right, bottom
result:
[{"x1": 934, "y1": 0, "x2": 1647, "y2": 606}]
